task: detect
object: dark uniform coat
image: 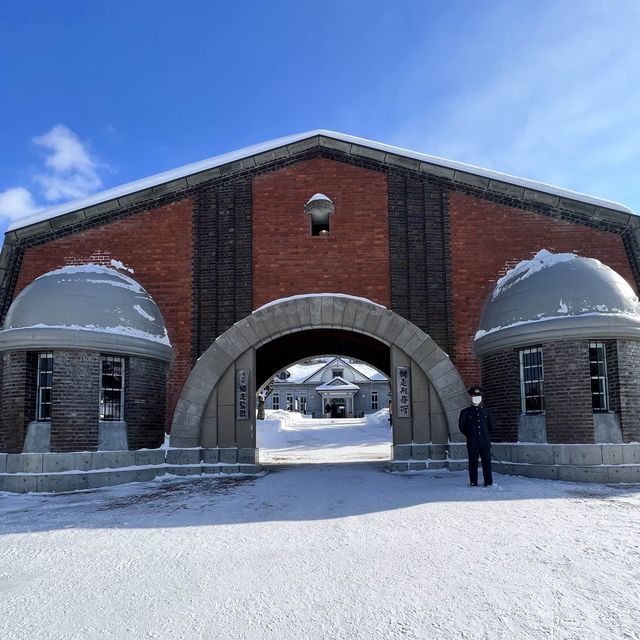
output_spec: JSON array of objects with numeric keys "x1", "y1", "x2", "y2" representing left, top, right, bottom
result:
[
  {"x1": 459, "y1": 406, "x2": 494, "y2": 450},
  {"x1": 459, "y1": 405, "x2": 495, "y2": 486}
]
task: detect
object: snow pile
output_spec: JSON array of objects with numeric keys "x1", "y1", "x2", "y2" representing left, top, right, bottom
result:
[
  {"x1": 254, "y1": 292, "x2": 387, "y2": 312},
  {"x1": 492, "y1": 250, "x2": 578, "y2": 300},
  {"x1": 1, "y1": 462, "x2": 639, "y2": 639},
  {"x1": 257, "y1": 409, "x2": 392, "y2": 463}
]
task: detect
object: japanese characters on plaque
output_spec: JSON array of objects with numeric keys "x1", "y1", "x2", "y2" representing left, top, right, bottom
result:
[
  {"x1": 396, "y1": 366, "x2": 411, "y2": 418},
  {"x1": 236, "y1": 369, "x2": 250, "y2": 421}
]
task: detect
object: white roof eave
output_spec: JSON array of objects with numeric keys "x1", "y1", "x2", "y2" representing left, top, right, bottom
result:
[{"x1": 7, "y1": 129, "x2": 636, "y2": 232}]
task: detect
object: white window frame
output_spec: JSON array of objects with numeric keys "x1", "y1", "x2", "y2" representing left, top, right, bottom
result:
[
  {"x1": 272, "y1": 392, "x2": 280, "y2": 410},
  {"x1": 371, "y1": 390, "x2": 379, "y2": 411},
  {"x1": 100, "y1": 355, "x2": 125, "y2": 421},
  {"x1": 36, "y1": 352, "x2": 53, "y2": 421},
  {"x1": 589, "y1": 341, "x2": 609, "y2": 412},
  {"x1": 519, "y1": 347, "x2": 544, "y2": 415},
  {"x1": 286, "y1": 393, "x2": 293, "y2": 411}
]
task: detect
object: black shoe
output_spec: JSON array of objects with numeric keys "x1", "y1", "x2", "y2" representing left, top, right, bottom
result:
[
  {"x1": 470, "y1": 483, "x2": 477, "y2": 486},
  {"x1": 484, "y1": 483, "x2": 492, "y2": 487}
]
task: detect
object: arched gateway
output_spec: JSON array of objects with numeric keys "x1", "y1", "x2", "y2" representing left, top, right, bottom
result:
[{"x1": 171, "y1": 295, "x2": 468, "y2": 466}]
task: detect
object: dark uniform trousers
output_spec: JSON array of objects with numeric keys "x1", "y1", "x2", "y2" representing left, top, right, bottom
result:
[{"x1": 459, "y1": 406, "x2": 494, "y2": 486}]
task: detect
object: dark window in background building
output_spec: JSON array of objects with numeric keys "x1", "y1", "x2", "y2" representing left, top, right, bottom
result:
[
  {"x1": 589, "y1": 341, "x2": 609, "y2": 412},
  {"x1": 36, "y1": 352, "x2": 53, "y2": 421},
  {"x1": 519, "y1": 347, "x2": 544, "y2": 414},
  {"x1": 100, "y1": 355, "x2": 125, "y2": 420}
]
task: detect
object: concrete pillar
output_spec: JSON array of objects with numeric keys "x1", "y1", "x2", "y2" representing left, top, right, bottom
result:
[{"x1": 391, "y1": 345, "x2": 412, "y2": 448}]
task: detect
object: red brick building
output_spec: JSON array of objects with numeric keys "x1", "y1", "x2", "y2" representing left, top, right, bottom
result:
[{"x1": 2, "y1": 131, "x2": 640, "y2": 487}]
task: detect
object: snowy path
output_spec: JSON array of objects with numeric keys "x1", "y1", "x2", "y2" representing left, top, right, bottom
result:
[
  {"x1": 257, "y1": 409, "x2": 392, "y2": 464},
  {"x1": 2, "y1": 463, "x2": 640, "y2": 639}
]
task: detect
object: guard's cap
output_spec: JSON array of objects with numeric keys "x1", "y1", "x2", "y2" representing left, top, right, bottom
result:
[{"x1": 467, "y1": 385, "x2": 483, "y2": 396}]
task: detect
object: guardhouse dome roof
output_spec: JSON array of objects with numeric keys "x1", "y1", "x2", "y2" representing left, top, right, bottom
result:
[
  {"x1": 0, "y1": 264, "x2": 172, "y2": 361},
  {"x1": 474, "y1": 250, "x2": 640, "y2": 356}
]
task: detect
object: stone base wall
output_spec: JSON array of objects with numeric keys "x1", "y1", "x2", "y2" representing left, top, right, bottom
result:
[
  {"x1": 0, "y1": 447, "x2": 262, "y2": 494},
  {"x1": 390, "y1": 442, "x2": 640, "y2": 483}
]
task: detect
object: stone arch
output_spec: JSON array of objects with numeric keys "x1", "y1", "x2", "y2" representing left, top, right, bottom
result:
[{"x1": 171, "y1": 295, "x2": 468, "y2": 460}]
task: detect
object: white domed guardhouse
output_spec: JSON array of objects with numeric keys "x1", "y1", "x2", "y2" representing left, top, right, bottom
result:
[
  {"x1": 475, "y1": 251, "x2": 640, "y2": 465},
  {"x1": 0, "y1": 265, "x2": 172, "y2": 455}
]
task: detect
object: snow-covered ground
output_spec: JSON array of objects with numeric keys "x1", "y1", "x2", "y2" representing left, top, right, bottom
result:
[
  {"x1": 1, "y1": 413, "x2": 640, "y2": 640},
  {"x1": 257, "y1": 409, "x2": 392, "y2": 463}
]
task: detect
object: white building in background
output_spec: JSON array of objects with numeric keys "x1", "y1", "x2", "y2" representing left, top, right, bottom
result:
[{"x1": 265, "y1": 357, "x2": 390, "y2": 418}]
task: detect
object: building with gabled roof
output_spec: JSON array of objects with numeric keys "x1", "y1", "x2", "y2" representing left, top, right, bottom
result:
[
  {"x1": 1, "y1": 129, "x2": 640, "y2": 490},
  {"x1": 266, "y1": 357, "x2": 389, "y2": 417}
]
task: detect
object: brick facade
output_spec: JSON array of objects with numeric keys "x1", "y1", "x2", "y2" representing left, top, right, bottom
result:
[
  {"x1": 252, "y1": 157, "x2": 391, "y2": 309},
  {"x1": 481, "y1": 339, "x2": 640, "y2": 445},
  {"x1": 51, "y1": 350, "x2": 101, "y2": 452},
  {"x1": 0, "y1": 351, "x2": 37, "y2": 453},
  {"x1": 12, "y1": 201, "x2": 193, "y2": 431},
  {"x1": 480, "y1": 349, "x2": 521, "y2": 442},
  {"x1": 607, "y1": 340, "x2": 640, "y2": 442},
  {"x1": 194, "y1": 180, "x2": 253, "y2": 357},
  {"x1": 2, "y1": 138, "x2": 639, "y2": 452},
  {"x1": 125, "y1": 356, "x2": 168, "y2": 450},
  {"x1": 449, "y1": 191, "x2": 637, "y2": 386},
  {"x1": 542, "y1": 340, "x2": 593, "y2": 444}
]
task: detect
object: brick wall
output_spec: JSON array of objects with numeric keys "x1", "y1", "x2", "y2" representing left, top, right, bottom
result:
[
  {"x1": 449, "y1": 191, "x2": 637, "y2": 386},
  {"x1": 0, "y1": 351, "x2": 37, "y2": 452},
  {"x1": 125, "y1": 356, "x2": 168, "y2": 449},
  {"x1": 609, "y1": 340, "x2": 640, "y2": 442},
  {"x1": 252, "y1": 158, "x2": 391, "y2": 309},
  {"x1": 51, "y1": 350, "x2": 101, "y2": 452},
  {"x1": 13, "y1": 200, "x2": 193, "y2": 431},
  {"x1": 480, "y1": 349, "x2": 521, "y2": 442},
  {"x1": 388, "y1": 174, "x2": 452, "y2": 352},
  {"x1": 194, "y1": 180, "x2": 253, "y2": 357},
  {"x1": 542, "y1": 340, "x2": 593, "y2": 443}
]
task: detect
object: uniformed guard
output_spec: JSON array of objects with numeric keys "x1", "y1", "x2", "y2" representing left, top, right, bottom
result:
[{"x1": 459, "y1": 385, "x2": 494, "y2": 487}]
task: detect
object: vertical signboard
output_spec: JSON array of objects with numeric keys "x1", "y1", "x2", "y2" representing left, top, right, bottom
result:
[
  {"x1": 396, "y1": 366, "x2": 411, "y2": 418},
  {"x1": 236, "y1": 369, "x2": 250, "y2": 420}
]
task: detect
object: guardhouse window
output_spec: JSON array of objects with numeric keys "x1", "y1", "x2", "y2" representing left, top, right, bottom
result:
[
  {"x1": 305, "y1": 193, "x2": 334, "y2": 236},
  {"x1": 286, "y1": 393, "x2": 293, "y2": 411},
  {"x1": 589, "y1": 341, "x2": 609, "y2": 412},
  {"x1": 100, "y1": 355, "x2": 125, "y2": 421},
  {"x1": 272, "y1": 393, "x2": 280, "y2": 410},
  {"x1": 36, "y1": 352, "x2": 53, "y2": 421},
  {"x1": 332, "y1": 368, "x2": 344, "y2": 378},
  {"x1": 371, "y1": 390, "x2": 379, "y2": 411},
  {"x1": 519, "y1": 347, "x2": 544, "y2": 414}
]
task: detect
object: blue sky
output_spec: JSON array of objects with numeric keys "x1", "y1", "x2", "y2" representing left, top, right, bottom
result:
[{"x1": 1, "y1": 1, "x2": 639, "y2": 234}]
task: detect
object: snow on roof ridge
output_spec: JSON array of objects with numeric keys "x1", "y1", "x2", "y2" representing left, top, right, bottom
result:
[{"x1": 7, "y1": 129, "x2": 635, "y2": 232}]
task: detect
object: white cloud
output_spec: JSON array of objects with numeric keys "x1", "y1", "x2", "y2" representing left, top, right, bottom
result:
[
  {"x1": 389, "y1": 1, "x2": 640, "y2": 210},
  {"x1": 0, "y1": 187, "x2": 39, "y2": 221},
  {"x1": 0, "y1": 124, "x2": 105, "y2": 226},
  {"x1": 33, "y1": 124, "x2": 102, "y2": 201}
]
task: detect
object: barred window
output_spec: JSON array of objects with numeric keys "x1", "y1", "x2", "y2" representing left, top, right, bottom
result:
[
  {"x1": 36, "y1": 352, "x2": 53, "y2": 421},
  {"x1": 589, "y1": 341, "x2": 609, "y2": 412},
  {"x1": 272, "y1": 393, "x2": 280, "y2": 410},
  {"x1": 371, "y1": 390, "x2": 379, "y2": 411},
  {"x1": 519, "y1": 347, "x2": 544, "y2": 414},
  {"x1": 100, "y1": 355, "x2": 125, "y2": 421}
]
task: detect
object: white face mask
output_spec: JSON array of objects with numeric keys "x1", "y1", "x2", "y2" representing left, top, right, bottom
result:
[{"x1": 471, "y1": 396, "x2": 482, "y2": 406}]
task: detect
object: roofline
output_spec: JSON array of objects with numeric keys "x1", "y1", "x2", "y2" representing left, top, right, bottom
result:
[{"x1": 6, "y1": 129, "x2": 637, "y2": 234}]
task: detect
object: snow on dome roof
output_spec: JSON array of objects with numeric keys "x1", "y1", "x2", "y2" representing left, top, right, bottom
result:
[
  {"x1": 474, "y1": 250, "x2": 640, "y2": 356},
  {"x1": 0, "y1": 264, "x2": 172, "y2": 361}
]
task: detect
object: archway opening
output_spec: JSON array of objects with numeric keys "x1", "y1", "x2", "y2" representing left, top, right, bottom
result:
[{"x1": 257, "y1": 352, "x2": 392, "y2": 465}]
